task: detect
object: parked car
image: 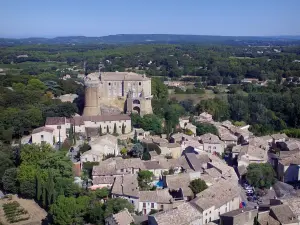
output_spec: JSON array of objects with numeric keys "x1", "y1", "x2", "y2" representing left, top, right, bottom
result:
[
  {"x1": 246, "y1": 189, "x2": 254, "y2": 194},
  {"x1": 245, "y1": 186, "x2": 253, "y2": 190}
]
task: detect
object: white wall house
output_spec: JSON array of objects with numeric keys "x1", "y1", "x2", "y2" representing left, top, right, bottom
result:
[
  {"x1": 44, "y1": 115, "x2": 132, "y2": 144},
  {"x1": 31, "y1": 127, "x2": 54, "y2": 145}
]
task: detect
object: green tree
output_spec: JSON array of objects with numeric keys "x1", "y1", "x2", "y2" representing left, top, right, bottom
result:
[
  {"x1": 131, "y1": 143, "x2": 144, "y2": 158},
  {"x1": 19, "y1": 180, "x2": 36, "y2": 198},
  {"x1": 20, "y1": 143, "x2": 53, "y2": 165},
  {"x1": 140, "y1": 114, "x2": 162, "y2": 134},
  {"x1": 195, "y1": 122, "x2": 218, "y2": 136},
  {"x1": 49, "y1": 195, "x2": 90, "y2": 225},
  {"x1": 103, "y1": 198, "x2": 134, "y2": 218},
  {"x1": 2, "y1": 168, "x2": 18, "y2": 193},
  {"x1": 94, "y1": 187, "x2": 109, "y2": 199},
  {"x1": 246, "y1": 163, "x2": 276, "y2": 189},
  {"x1": 189, "y1": 178, "x2": 208, "y2": 195},
  {"x1": 137, "y1": 170, "x2": 154, "y2": 190},
  {"x1": 0, "y1": 150, "x2": 15, "y2": 186}
]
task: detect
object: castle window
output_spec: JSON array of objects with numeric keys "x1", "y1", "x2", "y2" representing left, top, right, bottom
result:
[{"x1": 139, "y1": 82, "x2": 141, "y2": 85}]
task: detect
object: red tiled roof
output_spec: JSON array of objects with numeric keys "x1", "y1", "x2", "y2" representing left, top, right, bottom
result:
[
  {"x1": 32, "y1": 126, "x2": 54, "y2": 134},
  {"x1": 45, "y1": 117, "x2": 66, "y2": 125}
]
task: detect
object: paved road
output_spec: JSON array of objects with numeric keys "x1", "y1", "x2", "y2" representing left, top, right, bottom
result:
[
  {"x1": 239, "y1": 184, "x2": 258, "y2": 208},
  {"x1": 68, "y1": 139, "x2": 84, "y2": 163}
]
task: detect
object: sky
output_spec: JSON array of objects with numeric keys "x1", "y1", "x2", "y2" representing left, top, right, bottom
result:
[{"x1": 1, "y1": 0, "x2": 300, "y2": 38}]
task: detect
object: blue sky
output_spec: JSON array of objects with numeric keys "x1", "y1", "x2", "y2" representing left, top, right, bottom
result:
[{"x1": 1, "y1": 0, "x2": 299, "y2": 38}]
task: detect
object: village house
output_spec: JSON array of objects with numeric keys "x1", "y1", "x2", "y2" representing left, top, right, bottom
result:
[
  {"x1": 148, "y1": 202, "x2": 203, "y2": 225},
  {"x1": 41, "y1": 115, "x2": 132, "y2": 144},
  {"x1": 31, "y1": 126, "x2": 54, "y2": 145},
  {"x1": 272, "y1": 133, "x2": 289, "y2": 144},
  {"x1": 277, "y1": 151, "x2": 300, "y2": 183},
  {"x1": 170, "y1": 132, "x2": 197, "y2": 144},
  {"x1": 219, "y1": 207, "x2": 258, "y2": 225},
  {"x1": 198, "y1": 133, "x2": 225, "y2": 155},
  {"x1": 179, "y1": 117, "x2": 197, "y2": 134},
  {"x1": 281, "y1": 198, "x2": 300, "y2": 222},
  {"x1": 237, "y1": 144, "x2": 268, "y2": 167},
  {"x1": 278, "y1": 140, "x2": 300, "y2": 152},
  {"x1": 190, "y1": 179, "x2": 241, "y2": 224},
  {"x1": 91, "y1": 158, "x2": 146, "y2": 188},
  {"x1": 196, "y1": 112, "x2": 213, "y2": 122},
  {"x1": 111, "y1": 174, "x2": 140, "y2": 210},
  {"x1": 105, "y1": 208, "x2": 134, "y2": 225},
  {"x1": 138, "y1": 189, "x2": 176, "y2": 215},
  {"x1": 262, "y1": 204, "x2": 299, "y2": 225},
  {"x1": 90, "y1": 176, "x2": 115, "y2": 190},
  {"x1": 80, "y1": 134, "x2": 119, "y2": 164}
]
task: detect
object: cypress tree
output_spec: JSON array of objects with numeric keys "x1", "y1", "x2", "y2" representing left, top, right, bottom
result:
[
  {"x1": 42, "y1": 185, "x2": 46, "y2": 207},
  {"x1": 122, "y1": 123, "x2": 126, "y2": 134},
  {"x1": 46, "y1": 170, "x2": 55, "y2": 206},
  {"x1": 133, "y1": 130, "x2": 138, "y2": 143},
  {"x1": 36, "y1": 173, "x2": 42, "y2": 201},
  {"x1": 113, "y1": 123, "x2": 117, "y2": 134},
  {"x1": 99, "y1": 125, "x2": 103, "y2": 136}
]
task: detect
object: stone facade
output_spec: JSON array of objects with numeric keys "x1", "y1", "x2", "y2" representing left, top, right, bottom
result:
[{"x1": 83, "y1": 71, "x2": 153, "y2": 116}]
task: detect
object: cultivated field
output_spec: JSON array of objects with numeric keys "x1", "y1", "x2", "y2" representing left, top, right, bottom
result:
[{"x1": 0, "y1": 195, "x2": 47, "y2": 225}]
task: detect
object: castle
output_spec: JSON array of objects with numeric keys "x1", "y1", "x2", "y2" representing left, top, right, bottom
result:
[{"x1": 83, "y1": 71, "x2": 153, "y2": 116}]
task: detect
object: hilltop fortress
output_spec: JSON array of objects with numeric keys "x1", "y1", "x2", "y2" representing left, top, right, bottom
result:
[{"x1": 83, "y1": 71, "x2": 153, "y2": 116}]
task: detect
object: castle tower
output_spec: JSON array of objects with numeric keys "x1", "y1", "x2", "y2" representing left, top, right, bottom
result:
[{"x1": 83, "y1": 78, "x2": 101, "y2": 116}]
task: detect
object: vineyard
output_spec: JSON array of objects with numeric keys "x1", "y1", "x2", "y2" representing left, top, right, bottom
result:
[
  {"x1": 3, "y1": 201, "x2": 29, "y2": 223},
  {"x1": 0, "y1": 195, "x2": 46, "y2": 225}
]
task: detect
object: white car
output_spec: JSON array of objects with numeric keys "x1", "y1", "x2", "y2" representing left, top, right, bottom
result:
[
  {"x1": 246, "y1": 189, "x2": 254, "y2": 194},
  {"x1": 245, "y1": 186, "x2": 253, "y2": 190}
]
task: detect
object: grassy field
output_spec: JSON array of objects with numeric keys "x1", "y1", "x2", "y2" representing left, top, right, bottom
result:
[{"x1": 169, "y1": 89, "x2": 228, "y2": 103}]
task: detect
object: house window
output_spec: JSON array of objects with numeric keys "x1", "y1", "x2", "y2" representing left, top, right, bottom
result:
[
  {"x1": 208, "y1": 146, "x2": 211, "y2": 149},
  {"x1": 93, "y1": 158, "x2": 95, "y2": 161},
  {"x1": 213, "y1": 146, "x2": 216, "y2": 149},
  {"x1": 41, "y1": 135, "x2": 44, "y2": 139},
  {"x1": 109, "y1": 82, "x2": 111, "y2": 86},
  {"x1": 209, "y1": 217, "x2": 211, "y2": 222},
  {"x1": 121, "y1": 169, "x2": 124, "y2": 172},
  {"x1": 151, "y1": 203, "x2": 154, "y2": 208},
  {"x1": 143, "y1": 203, "x2": 146, "y2": 208},
  {"x1": 160, "y1": 205, "x2": 163, "y2": 210},
  {"x1": 139, "y1": 82, "x2": 141, "y2": 85},
  {"x1": 205, "y1": 219, "x2": 207, "y2": 224}
]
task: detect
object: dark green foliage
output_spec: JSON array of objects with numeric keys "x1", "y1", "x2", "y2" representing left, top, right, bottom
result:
[
  {"x1": 196, "y1": 98, "x2": 229, "y2": 121},
  {"x1": 189, "y1": 178, "x2": 208, "y2": 195},
  {"x1": 194, "y1": 122, "x2": 218, "y2": 136},
  {"x1": 131, "y1": 143, "x2": 144, "y2": 158},
  {"x1": 137, "y1": 170, "x2": 154, "y2": 190},
  {"x1": 19, "y1": 180, "x2": 36, "y2": 199},
  {"x1": 103, "y1": 198, "x2": 134, "y2": 218},
  {"x1": 246, "y1": 163, "x2": 276, "y2": 189},
  {"x1": 2, "y1": 168, "x2": 18, "y2": 193}
]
